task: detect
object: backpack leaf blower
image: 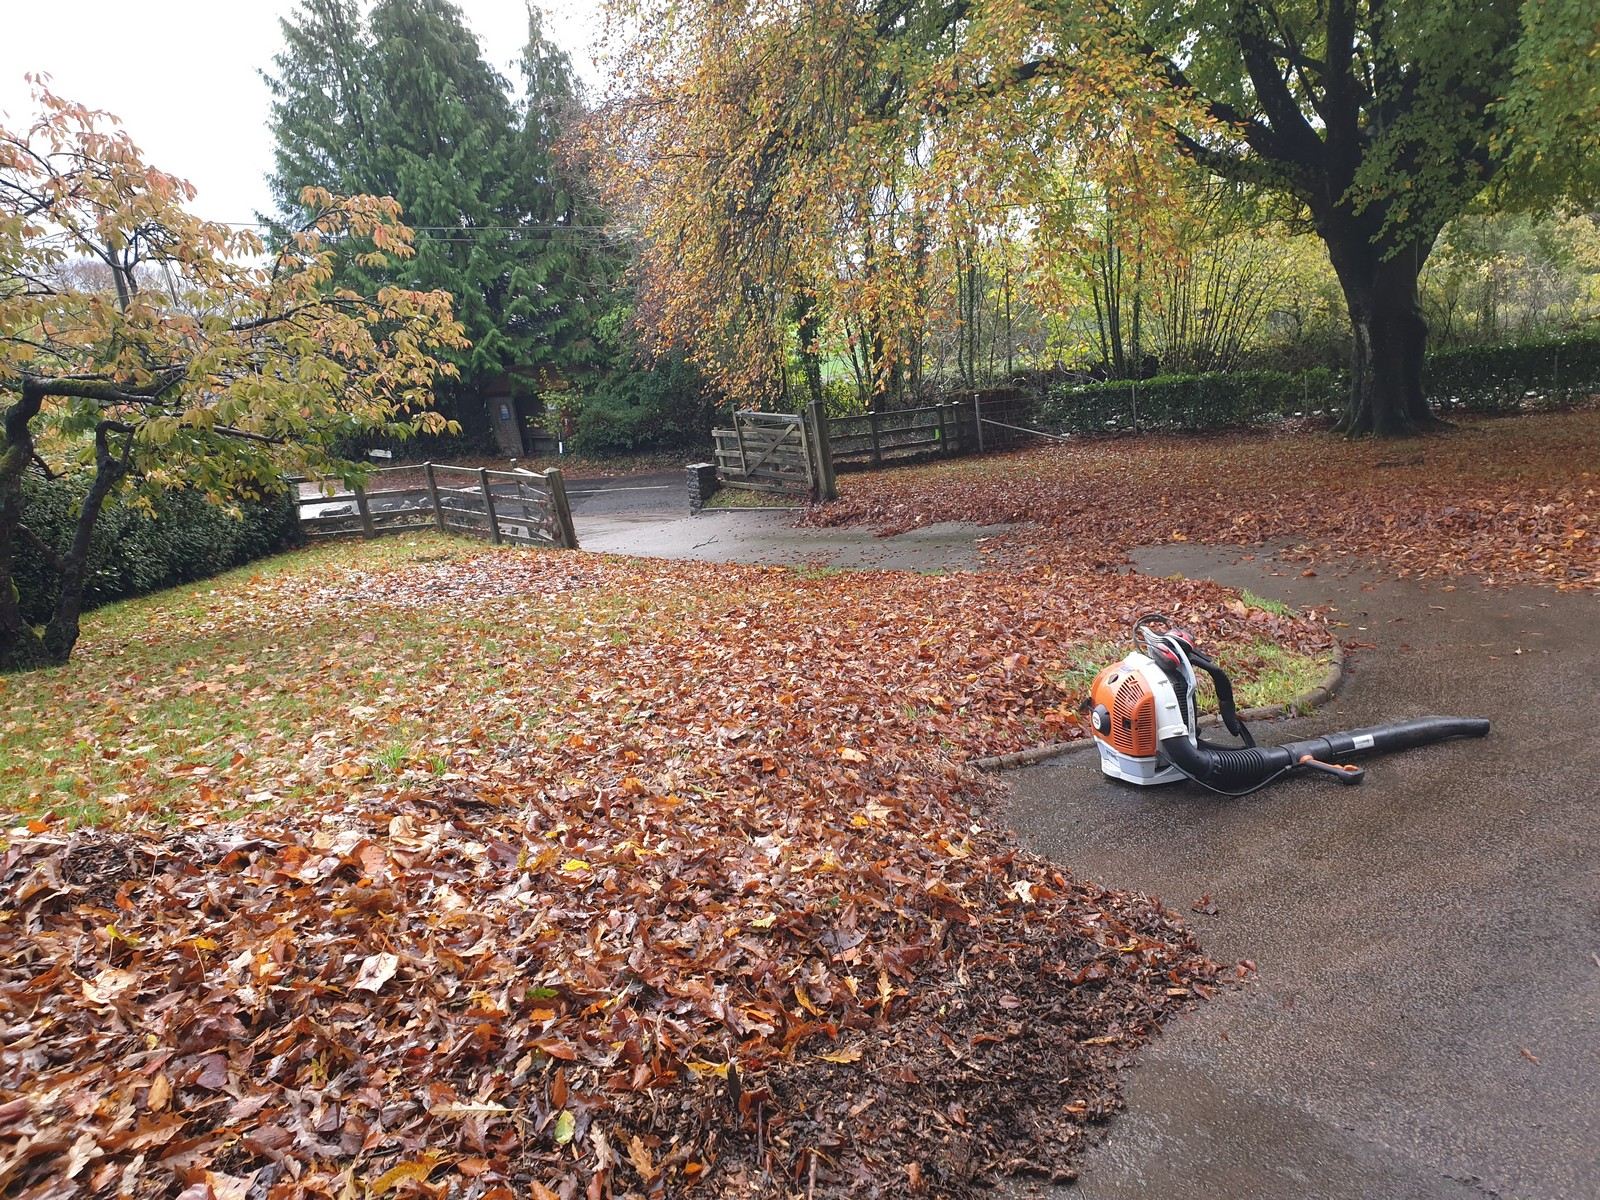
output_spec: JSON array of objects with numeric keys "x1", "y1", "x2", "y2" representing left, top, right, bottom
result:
[{"x1": 1086, "y1": 614, "x2": 1489, "y2": 795}]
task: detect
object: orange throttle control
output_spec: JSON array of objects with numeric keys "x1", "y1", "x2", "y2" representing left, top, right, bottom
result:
[{"x1": 1296, "y1": 755, "x2": 1365, "y2": 785}]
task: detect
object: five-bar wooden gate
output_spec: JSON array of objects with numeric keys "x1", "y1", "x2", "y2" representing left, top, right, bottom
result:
[
  {"x1": 711, "y1": 411, "x2": 817, "y2": 498},
  {"x1": 295, "y1": 463, "x2": 579, "y2": 549}
]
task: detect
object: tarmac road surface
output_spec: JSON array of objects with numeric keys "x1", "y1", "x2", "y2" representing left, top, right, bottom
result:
[{"x1": 1000, "y1": 545, "x2": 1600, "y2": 1200}]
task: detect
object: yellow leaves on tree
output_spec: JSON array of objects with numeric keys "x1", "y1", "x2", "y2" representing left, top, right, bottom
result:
[
  {"x1": 582, "y1": 1, "x2": 1204, "y2": 404},
  {"x1": 0, "y1": 81, "x2": 469, "y2": 668}
]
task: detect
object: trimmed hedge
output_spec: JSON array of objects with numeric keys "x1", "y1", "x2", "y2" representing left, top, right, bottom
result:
[
  {"x1": 1426, "y1": 333, "x2": 1600, "y2": 414},
  {"x1": 12, "y1": 474, "x2": 303, "y2": 625},
  {"x1": 1040, "y1": 368, "x2": 1342, "y2": 434},
  {"x1": 1034, "y1": 333, "x2": 1600, "y2": 433}
]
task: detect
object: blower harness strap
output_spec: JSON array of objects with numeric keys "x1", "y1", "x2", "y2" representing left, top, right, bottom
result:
[{"x1": 1184, "y1": 645, "x2": 1256, "y2": 748}]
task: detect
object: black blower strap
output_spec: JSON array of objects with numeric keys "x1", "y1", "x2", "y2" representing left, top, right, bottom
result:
[{"x1": 1185, "y1": 646, "x2": 1255, "y2": 748}]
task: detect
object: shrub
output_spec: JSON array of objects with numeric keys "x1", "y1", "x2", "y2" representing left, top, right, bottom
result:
[
  {"x1": 1425, "y1": 332, "x2": 1600, "y2": 414},
  {"x1": 1026, "y1": 333, "x2": 1600, "y2": 434},
  {"x1": 1039, "y1": 368, "x2": 1343, "y2": 434},
  {"x1": 571, "y1": 356, "x2": 716, "y2": 456},
  {"x1": 13, "y1": 474, "x2": 303, "y2": 625}
]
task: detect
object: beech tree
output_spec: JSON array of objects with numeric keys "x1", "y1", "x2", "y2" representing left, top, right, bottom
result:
[
  {"x1": 1, "y1": 86, "x2": 465, "y2": 670},
  {"x1": 1115, "y1": 0, "x2": 1534, "y2": 433},
  {"x1": 596, "y1": 0, "x2": 1598, "y2": 434}
]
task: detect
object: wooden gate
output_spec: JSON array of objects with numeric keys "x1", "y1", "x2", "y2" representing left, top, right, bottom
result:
[
  {"x1": 711, "y1": 411, "x2": 816, "y2": 498},
  {"x1": 295, "y1": 463, "x2": 578, "y2": 549}
]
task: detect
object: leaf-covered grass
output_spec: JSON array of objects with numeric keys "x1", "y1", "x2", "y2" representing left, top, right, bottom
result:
[
  {"x1": 1, "y1": 536, "x2": 1328, "y2": 829},
  {"x1": 1, "y1": 539, "x2": 682, "y2": 826},
  {"x1": 0, "y1": 534, "x2": 1325, "y2": 1197},
  {"x1": 1238, "y1": 588, "x2": 1294, "y2": 618},
  {"x1": 702, "y1": 487, "x2": 806, "y2": 509},
  {"x1": 807, "y1": 410, "x2": 1600, "y2": 590},
  {"x1": 1054, "y1": 638, "x2": 1128, "y2": 698}
]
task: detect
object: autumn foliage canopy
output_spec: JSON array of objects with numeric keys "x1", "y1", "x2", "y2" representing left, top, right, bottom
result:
[{"x1": 0, "y1": 84, "x2": 466, "y2": 669}]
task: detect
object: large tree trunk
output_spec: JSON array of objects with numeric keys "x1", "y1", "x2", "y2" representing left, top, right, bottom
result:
[
  {"x1": 794, "y1": 291, "x2": 825, "y2": 411},
  {"x1": 0, "y1": 385, "x2": 52, "y2": 673},
  {"x1": 1327, "y1": 235, "x2": 1442, "y2": 437},
  {"x1": 0, "y1": 391, "x2": 128, "y2": 672},
  {"x1": 40, "y1": 427, "x2": 130, "y2": 664}
]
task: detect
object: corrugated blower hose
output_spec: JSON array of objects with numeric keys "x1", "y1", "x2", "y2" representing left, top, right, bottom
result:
[{"x1": 1086, "y1": 613, "x2": 1490, "y2": 796}]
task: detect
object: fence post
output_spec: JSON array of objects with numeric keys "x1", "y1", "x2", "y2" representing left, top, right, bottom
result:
[
  {"x1": 733, "y1": 412, "x2": 749, "y2": 476},
  {"x1": 544, "y1": 468, "x2": 580, "y2": 550},
  {"x1": 353, "y1": 484, "x2": 375, "y2": 539},
  {"x1": 868, "y1": 408, "x2": 882, "y2": 467},
  {"x1": 795, "y1": 412, "x2": 816, "y2": 497},
  {"x1": 973, "y1": 392, "x2": 985, "y2": 454},
  {"x1": 806, "y1": 398, "x2": 838, "y2": 501},
  {"x1": 936, "y1": 403, "x2": 949, "y2": 456},
  {"x1": 478, "y1": 468, "x2": 502, "y2": 545},
  {"x1": 424, "y1": 462, "x2": 445, "y2": 532}
]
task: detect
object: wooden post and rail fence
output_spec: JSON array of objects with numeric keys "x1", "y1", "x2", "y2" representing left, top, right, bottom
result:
[
  {"x1": 291, "y1": 463, "x2": 579, "y2": 549},
  {"x1": 822, "y1": 401, "x2": 973, "y2": 468},
  {"x1": 707, "y1": 392, "x2": 1049, "y2": 503}
]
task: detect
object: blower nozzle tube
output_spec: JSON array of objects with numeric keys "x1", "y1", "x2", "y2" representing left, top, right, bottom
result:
[{"x1": 1161, "y1": 716, "x2": 1490, "y2": 793}]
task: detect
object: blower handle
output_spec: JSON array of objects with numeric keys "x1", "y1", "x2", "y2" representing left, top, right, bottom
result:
[{"x1": 1296, "y1": 755, "x2": 1366, "y2": 785}]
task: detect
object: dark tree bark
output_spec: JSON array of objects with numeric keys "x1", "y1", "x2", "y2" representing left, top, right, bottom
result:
[
  {"x1": 39, "y1": 423, "x2": 133, "y2": 664},
  {"x1": 1326, "y1": 232, "x2": 1442, "y2": 436},
  {"x1": 2, "y1": 374, "x2": 175, "y2": 673},
  {"x1": 794, "y1": 291, "x2": 826, "y2": 410}
]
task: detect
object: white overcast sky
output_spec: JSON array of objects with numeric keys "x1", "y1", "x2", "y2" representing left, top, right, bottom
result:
[{"x1": 0, "y1": 1, "x2": 603, "y2": 225}]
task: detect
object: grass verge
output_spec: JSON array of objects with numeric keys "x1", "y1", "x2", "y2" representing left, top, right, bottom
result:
[{"x1": 702, "y1": 487, "x2": 806, "y2": 510}]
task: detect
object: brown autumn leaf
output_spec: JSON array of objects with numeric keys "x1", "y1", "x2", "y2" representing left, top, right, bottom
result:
[{"x1": 368, "y1": 1151, "x2": 446, "y2": 1196}]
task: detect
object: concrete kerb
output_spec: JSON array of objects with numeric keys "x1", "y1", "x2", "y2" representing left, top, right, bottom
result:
[{"x1": 970, "y1": 640, "x2": 1348, "y2": 772}]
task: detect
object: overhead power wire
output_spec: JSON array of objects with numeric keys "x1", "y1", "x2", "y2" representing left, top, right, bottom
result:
[{"x1": 208, "y1": 219, "x2": 616, "y2": 234}]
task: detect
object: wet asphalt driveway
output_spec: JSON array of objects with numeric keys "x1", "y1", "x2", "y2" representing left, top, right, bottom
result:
[{"x1": 1000, "y1": 546, "x2": 1600, "y2": 1200}]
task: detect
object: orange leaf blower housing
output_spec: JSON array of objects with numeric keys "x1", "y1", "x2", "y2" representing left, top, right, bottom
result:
[
  {"x1": 1085, "y1": 614, "x2": 1490, "y2": 794},
  {"x1": 1086, "y1": 638, "x2": 1189, "y2": 785}
]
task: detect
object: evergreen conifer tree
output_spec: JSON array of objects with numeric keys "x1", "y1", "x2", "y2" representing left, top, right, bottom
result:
[{"x1": 263, "y1": 0, "x2": 622, "y2": 443}]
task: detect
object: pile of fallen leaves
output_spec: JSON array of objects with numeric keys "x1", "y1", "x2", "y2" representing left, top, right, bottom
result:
[
  {"x1": 807, "y1": 411, "x2": 1600, "y2": 590},
  {"x1": 1, "y1": 543, "x2": 1303, "y2": 1199}
]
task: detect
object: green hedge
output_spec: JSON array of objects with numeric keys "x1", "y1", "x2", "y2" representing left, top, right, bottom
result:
[
  {"x1": 13, "y1": 474, "x2": 303, "y2": 625},
  {"x1": 1040, "y1": 368, "x2": 1343, "y2": 434},
  {"x1": 1034, "y1": 333, "x2": 1600, "y2": 433},
  {"x1": 1425, "y1": 332, "x2": 1600, "y2": 414},
  {"x1": 571, "y1": 356, "x2": 716, "y2": 456}
]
